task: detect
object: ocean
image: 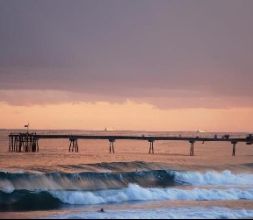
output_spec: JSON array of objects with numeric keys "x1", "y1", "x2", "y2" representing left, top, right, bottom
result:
[{"x1": 0, "y1": 129, "x2": 253, "y2": 219}]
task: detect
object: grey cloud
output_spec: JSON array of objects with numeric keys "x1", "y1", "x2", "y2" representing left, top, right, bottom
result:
[{"x1": 1, "y1": 89, "x2": 252, "y2": 110}]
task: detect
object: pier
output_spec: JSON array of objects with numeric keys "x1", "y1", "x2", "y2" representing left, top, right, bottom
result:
[
  {"x1": 8, "y1": 133, "x2": 253, "y2": 156},
  {"x1": 9, "y1": 133, "x2": 39, "y2": 153}
]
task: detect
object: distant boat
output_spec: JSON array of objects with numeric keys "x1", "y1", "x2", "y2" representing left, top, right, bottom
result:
[
  {"x1": 196, "y1": 129, "x2": 206, "y2": 133},
  {"x1": 104, "y1": 127, "x2": 114, "y2": 131}
]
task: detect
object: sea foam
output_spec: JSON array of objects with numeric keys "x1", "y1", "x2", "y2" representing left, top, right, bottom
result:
[
  {"x1": 50, "y1": 184, "x2": 253, "y2": 205},
  {"x1": 174, "y1": 170, "x2": 253, "y2": 186}
]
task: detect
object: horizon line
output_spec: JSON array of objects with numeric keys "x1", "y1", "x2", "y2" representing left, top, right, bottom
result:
[{"x1": 0, "y1": 128, "x2": 252, "y2": 134}]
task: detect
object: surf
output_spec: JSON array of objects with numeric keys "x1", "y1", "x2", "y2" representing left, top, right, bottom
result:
[
  {"x1": 1, "y1": 184, "x2": 253, "y2": 211},
  {"x1": 1, "y1": 169, "x2": 253, "y2": 211}
]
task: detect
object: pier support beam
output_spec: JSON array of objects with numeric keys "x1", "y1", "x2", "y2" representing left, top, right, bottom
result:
[
  {"x1": 9, "y1": 133, "x2": 39, "y2": 153},
  {"x1": 36, "y1": 139, "x2": 39, "y2": 152},
  {"x1": 12, "y1": 137, "x2": 15, "y2": 152},
  {"x1": 148, "y1": 140, "x2": 155, "y2": 154},
  {"x1": 31, "y1": 136, "x2": 38, "y2": 152},
  {"x1": 19, "y1": 135, "x2": 23, "y2": 152},
  {"x1": 14, "y1": 136, "x2": 17, "y2": 152},
  {"x1": 232, "y1": 141, "x2": 237, "y2": 156},
  {"x1": 14, "y1": 136, "x2": 18, "y2": 152},
  {"x1": 69, "y1": 137, "x2": 79, "y2": 152},
  {"x1": 9, "y1": 136, "x2": 12, "y2": 152},
  {"x1": 189, "y1": 140, "x2": 195, "y2": 156},
  {"x1": 24, "y1": 135, "x2": 29, "y2": 152},
  {"x1": 109, "y1": 139, "x2": 115, "y2": 154}
]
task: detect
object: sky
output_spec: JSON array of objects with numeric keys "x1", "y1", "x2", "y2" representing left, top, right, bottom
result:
[{"x1": 0, "y1": 0, "x2": 253, "y2": 131}]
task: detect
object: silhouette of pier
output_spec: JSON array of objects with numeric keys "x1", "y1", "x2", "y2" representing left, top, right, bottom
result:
[
  {"x1": 9, "y1": 133, "x2": 39, "y2": 153},
  {"x1": 8, "y1": 133, "x2": 253, "y2": 156}
]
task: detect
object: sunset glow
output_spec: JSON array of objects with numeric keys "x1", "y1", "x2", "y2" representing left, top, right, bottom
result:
[
  {"x1": 1, "y1": 99, "x2": 252, "y2": 132},
  {"x1": 0, "y1": 0, "x2": 253, "y2": 131}
]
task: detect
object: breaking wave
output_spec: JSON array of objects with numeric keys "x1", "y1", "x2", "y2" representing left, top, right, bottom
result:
[
  {"x1": 1, "y1": 169, "x2": 253, "y2": 193},
  {"x1": 174, "y1": 170, "x2": 253, "y2": 186},
  {"x1": 1, "y1": 169, "x2": 253, "y2": 211},
  {"x1": 50, "y1": 184, "x2": 253, "y2": 205},
  {"x1": 1, "y1": 184, "x2": 253, "y2": 210},
  {"x1": 0, "y1": 170, "x2": 176, "y2": 193}
]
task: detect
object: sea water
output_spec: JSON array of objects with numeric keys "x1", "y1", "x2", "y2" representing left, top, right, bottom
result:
[{"x1": 0, "y1": 129, "x2": 253, "y2": 219}]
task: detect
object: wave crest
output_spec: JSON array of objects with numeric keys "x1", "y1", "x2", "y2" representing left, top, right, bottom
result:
[
  {"x1": 174, "y1": 170, "x2": 253, "y2": 186},
  {"x1": 0, "y1": 170, "x2": 176, "y2": 193},
  {"x1": 50, "y1": 184, "x2": 253, "y2": 205}
]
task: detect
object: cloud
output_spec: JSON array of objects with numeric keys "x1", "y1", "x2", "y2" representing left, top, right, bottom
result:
[
  {"x1": 0, "y1": 0, "x2": 253, "y2": 108},
  {"x1": 0, "y1": 89, "x2": 252, "y2": 109}
]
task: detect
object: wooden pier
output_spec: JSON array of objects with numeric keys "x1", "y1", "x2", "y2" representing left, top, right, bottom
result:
[{"x1": 8, "y1": 133, "x2": 253, "y2": 156}]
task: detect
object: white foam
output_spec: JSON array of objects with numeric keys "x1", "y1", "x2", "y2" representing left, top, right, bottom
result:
[
  {"x1": 0, "y1": 179, "x2": 14, "y2": 193},
  {"x1": 49, "y1": 207, "x2": 253, "y2": 219},
  {"x1": 174, "y1": 170, "x2": 253, "y2": 186},
  {"x1": 50, "y1": 184, "x2": 253, "y2": 205}
]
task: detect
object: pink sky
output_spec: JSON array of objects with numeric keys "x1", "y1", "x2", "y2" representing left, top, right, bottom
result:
[{"x1": 0, "y1": 0, "x2": 253, "y2": 131}]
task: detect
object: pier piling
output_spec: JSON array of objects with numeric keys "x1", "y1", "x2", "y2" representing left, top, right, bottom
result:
[
  {"x1": 190, "y1": 140, "x2": 195, "y2": 156},
  {"x1": 8, "y1": 133, "x2": 39, "y2": 153},
  {"x1": 148, "y1": 140, "x2": 154, "y2": 154},
  {"x1": 69, "y1": 137, "x2": 79, "y2": 152},
  {"x1": 109, "y1": 139, "x2": 115, "y2": 154},
  {"x1": 232, "y1": 141, "x2": 237, "y2": 156}
]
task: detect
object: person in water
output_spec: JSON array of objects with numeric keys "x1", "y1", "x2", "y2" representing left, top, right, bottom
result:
[{"x1": 99, "y1": 208, "x2": 105, "y2": 213}]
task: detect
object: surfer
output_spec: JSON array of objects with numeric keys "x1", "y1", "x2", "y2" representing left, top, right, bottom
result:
[{"x1": 99, "y1": 208, "x2": 105, "y2": 213}]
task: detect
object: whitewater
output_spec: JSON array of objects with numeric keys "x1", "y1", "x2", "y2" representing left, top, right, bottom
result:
[{"x1": 1, "y1": 169, "x2": 253, "y2": 218}]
